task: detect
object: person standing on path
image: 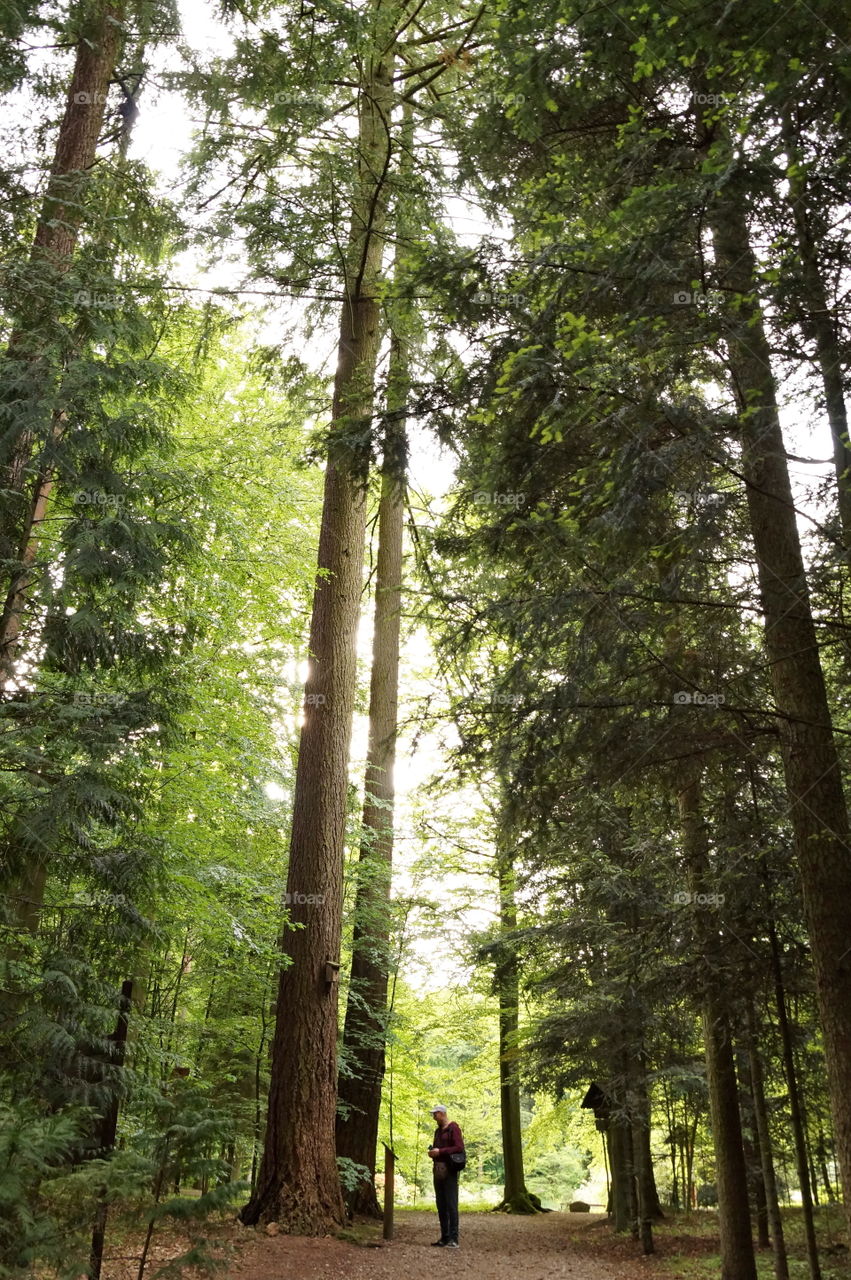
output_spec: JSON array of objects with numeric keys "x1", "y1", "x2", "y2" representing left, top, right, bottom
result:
[{"x1": 428, "y1": 1104, "x2": 464, "y2": 1248}]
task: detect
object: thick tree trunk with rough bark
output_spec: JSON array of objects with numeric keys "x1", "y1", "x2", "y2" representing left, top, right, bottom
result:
[
  {"x1": 240, "y1": 18, "x2": 394, "y2": 1235},
  {"x1": 335, "y1": 333, "x2": 407, "y2": 1218},
  {"x1": 706, "y1": 163, "x2": 851, "y2": 1240},
  {"x1": 678, "y1": 767, "x2": 757, "y2": 1280}
]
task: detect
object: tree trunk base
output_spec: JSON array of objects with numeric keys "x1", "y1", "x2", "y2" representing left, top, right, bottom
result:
[
  {"x1": 493, "y1": 1191, "x2": 546, "y2": 1213},
  {"x1": 240, "y1": 1185, "x2": 346, "y2": 1235}
]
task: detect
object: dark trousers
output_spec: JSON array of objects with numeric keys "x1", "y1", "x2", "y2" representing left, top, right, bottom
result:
[{"x1": 434, "y1": 1167, "x2": 459, "y2": 1242}]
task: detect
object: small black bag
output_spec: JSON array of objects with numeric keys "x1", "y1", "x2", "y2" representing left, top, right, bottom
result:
[{"x1": 449, "y1": 1150, "x2": 467, "y2": 1171}]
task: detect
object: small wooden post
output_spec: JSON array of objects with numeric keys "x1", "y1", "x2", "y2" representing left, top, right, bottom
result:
[{"x1": 383, "y1": 1144, "x2": 396, "y2": 1241}]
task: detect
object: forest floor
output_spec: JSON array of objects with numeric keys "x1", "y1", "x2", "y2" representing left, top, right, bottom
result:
[
  {"x1": 219, "y1": 1206, "x2": 849, "y2": 1280},
  {"x1": 229, "y1": 1209, "x2": 620, "y2": 1280},
  {"x1": 103, "y1": 1205, "x2": 849, "y2": 1280}
]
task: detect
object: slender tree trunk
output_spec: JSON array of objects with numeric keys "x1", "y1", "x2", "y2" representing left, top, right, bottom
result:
[
  {"x1": 0, "y1": 0, "x2": 125, "y2": 682},
  {"x1": 704, "y1": 135, "x2": 851, "y2": 1240},
  {"x1": 686, "y1": 1108, "x2": 698, "y2": 1210},
  {"x1": 251, "y1": 982, "x2": 270, "y2": 1191},
  {"x1": 493, "y1": 845, "x2": 539, "y2": 1213},
  {"x1": 1, "y1": 10, "x2": 133, "y2": 1028},
  {"x1": 335, "y1": 317, "x2": 408, "y2": 1220},
  {"x1": 808, "y1": 1153, "x2": 820, "y2": 1210},
  {"x1": 745, "y1": 1001, "x2": 790, "y2": 1280},
  {"x1": 628, "y1": 1058, "x2": 655, "y2": 1252},
  {"x1": 632, "y1": 1118, "x2": 655, "y2": 1253},
  {"x1": 622, "y1": 1009, "x2": 662, "y2": 1233},
  {"x1": 816, "y1": 1127, "x2": 835, "y2": 1203},
  {"x1": 780, "y1": 112, "x2": 851, "y2": 552},
  {"x1": 767, "y1": 916, "x2": 822, "y2": 1280},
  {"x1": 703, "y1": 1012, "x2": 756, "y2": 1278},
  {"x1": 0, "y1": 57, "x2": 144, "y2": 1045},
  {"x1": 627, "y1": 1112, "x2": 638, "y2": 1235},
  {"x1": 0, "y1": 852, "x2": 48, "y2": 1038},
  {"x1": 736, "y1": 1045, "x2": 770, "y2": 1247},
  {"x1": 798, "y1": 1081, "x2": 820, "y2": 1211},
  {"x1": 749, "y1": 1110, "x2": 770, "y2": 1248},
  {"x1": 240, "y1": 15, "x2": 394, "y2": 1233},
  {"x1": 634, "y1": 1072, "x2": 663, "y2": 1221},
  {"x1": 89, "y1": 980, "x2": 134, "y2": 1280},
  {"x1": 677, "y1": 766, "x2": 757, "y2": 1280},
  {"x1": 662, "y1": 1086, "x2": 679, "y2": 1209},
  {"x1": 4, "y1": 858, "x2": 48, "y2": 937},
  {"x1": 608, "y1": 1116, "x2": 633, "y2": 1232}
]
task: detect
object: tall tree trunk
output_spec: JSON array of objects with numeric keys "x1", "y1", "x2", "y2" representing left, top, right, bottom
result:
[
  {"x1": 335, "y1": 321, "x2": 407, "y2": 1219},
  {"x1": 628, "y1": 1052, "x2": 656, "y2": 1253},
  {"x1": 89, "y1": 979, "x2": 134, "y2": 1280},
  {"x1": 738, "y1": 1052, "x2": 770, "y2": 1248},
  {"x1": 632, "y1": 1062, "x2": 663, "y2": 1222},
  {"x1": 0, "y1": 856, "x2": 48, "y2": 1046},
  {"x1": 767, "y1": 914, "x2": 822, "y2": 1280},
  {"x1": 749, "y1": 1111, "x2": 770, "y2": 1248},
  {"x1": 0, "y1": 45, "x2": 138, "y2": 1016},
  {"x1": 662, "y1": 1085, "x2": 679, "y2": 1209},
  {"x1": 251, "y1": 987, "x2": 270, "y2": 1191},
  {"x1": 704, "y1": 127, "x2": 851, "y2": 1239},
  {"x1": 0, "y1": 0, "x2": 125, "y2": 683},
  {"x1": 745, "y1": 1001, "x2": 790, "y2": 1280},
  {"x1": 493, "y1": 843, "x2": 539, "y2": 1214},
  {"x1": 686, "y1": 1107, "x2": 698, "y2": 1210},
  {"x1": 798, "y1": 1079, "x2": 820, "y2": 1211},
  {"x1": 607, "y1": 1116, "x2": 634, "y2": 1232},
  {"x1": 677, "y1": 766, "x2": 757, "y2": 1280},
  {"x1": 631, "y1": 1114, "x2": 655, "y2": 1253},
  {"x1": 815, "y1": 1127, "x2": 835, "y2": 1203},
  {"x1": 240, "y1": 14, "x2": 394, "y2": 1234},
  {"x1": 780, "y1": 111, "x2": 851, "y2": 553}
]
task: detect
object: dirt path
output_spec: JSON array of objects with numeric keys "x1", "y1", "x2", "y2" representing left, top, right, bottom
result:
[{"x1": 231, "y1": 1210, "x2": 624, "y2": 1280}]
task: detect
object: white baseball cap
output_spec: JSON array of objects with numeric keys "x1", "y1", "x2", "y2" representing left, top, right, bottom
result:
[{"x1": 430, "y1": 1104, "x2": 447, "y2": 1114}]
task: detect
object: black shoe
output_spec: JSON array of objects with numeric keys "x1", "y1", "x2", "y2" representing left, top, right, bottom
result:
[
  {"x1": 447, "y1": 1241, "x2": 459, "y2": 1248},
  {"x1": 431, "y1": 1240, "x2": 448, "y2": 1247}
]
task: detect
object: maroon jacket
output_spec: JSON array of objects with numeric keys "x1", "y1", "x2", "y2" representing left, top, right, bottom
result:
[{"x1": 431, "y1": 1120, "x2": 464, "y2": 1160}]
